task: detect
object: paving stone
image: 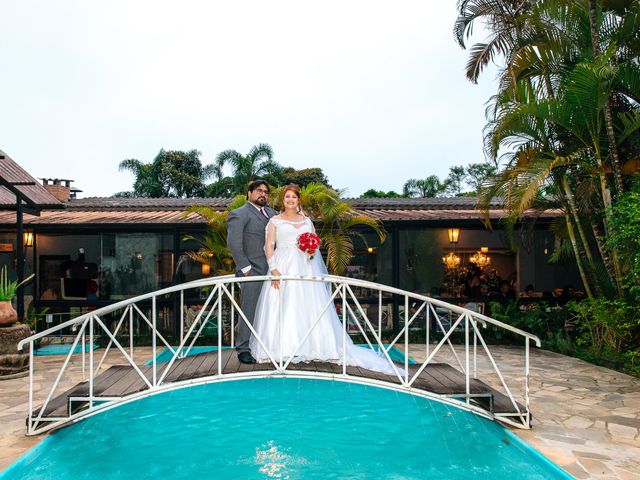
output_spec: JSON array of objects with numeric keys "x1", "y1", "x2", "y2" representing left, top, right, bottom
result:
[
  {"x1": 607, "y1": 422, "x2": 638, "y2": 440},
  {"x1": 600, "y1": 415, "x2": 640, "y2": 429},
  {"x1": 578, "y1": 457, "x2": 613, "y2": 475},
  {"x1": 562, "y1": 461, "x2": 590, "y2": 479},
  {"x1": 573, "y1": 450, "x2": 611, "y2": 460},
  {"x1": 541, "y1": 433, "x2": 587, "y2": 445}
]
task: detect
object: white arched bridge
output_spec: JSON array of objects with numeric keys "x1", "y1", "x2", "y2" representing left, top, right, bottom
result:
[{"x1": 18, "y1": 275, "x2": 540, "y2": 435}]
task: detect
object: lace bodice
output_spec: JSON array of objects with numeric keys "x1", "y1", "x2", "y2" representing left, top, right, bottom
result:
[{"x1": 265, "y1": 215, "x2": 315, "y2": 271}]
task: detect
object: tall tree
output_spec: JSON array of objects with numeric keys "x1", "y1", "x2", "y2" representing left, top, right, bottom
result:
[
  {"x1": 462, "y1": 0, "x2": 640, "y2": 298},
  {"x1": 403, "y1": 176, "x2": 445, "y2": 198},
  {"x1": 360, "y1": 189, "x2": 403, "y2": 198},
  {"x1": 444, "y1": 165, "x2": 467, "y2": 196},
  {"x1": 466, "y1": 163, "x2": 497, "y2": 192},
  {"x1": 214, "y1": 143, "x2": 280, "y2": 195},
  {"x1": 279, "y1": 167, "x2": 331, "y2": 188},
  {"x1": 117, "y1": 149, "x2": 214, "y2": 198}
]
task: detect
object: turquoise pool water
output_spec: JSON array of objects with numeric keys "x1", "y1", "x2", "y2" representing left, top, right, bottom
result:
[
  {"x1": 34, "y1": 344, "x2": 99, "y2": 356},
  {"x1": 147, "y1": 344, "x2": 416, "y2": 365},
  {"x1": 1, "y1": 379, "x2": 570, "y2": 479}
]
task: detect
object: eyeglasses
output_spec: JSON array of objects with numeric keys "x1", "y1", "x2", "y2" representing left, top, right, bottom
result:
[{"x1": 254, "y1": 188, "x2": 269, "y2": 194}]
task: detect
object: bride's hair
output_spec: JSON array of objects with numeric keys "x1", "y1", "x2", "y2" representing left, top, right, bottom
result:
[{"x1": 280, "y1": 184, "x2": 302, "y2": 213}]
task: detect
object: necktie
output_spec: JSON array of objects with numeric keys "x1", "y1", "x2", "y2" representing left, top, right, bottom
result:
[{"x1": 260, "y1": 208, "x2": 268, "y2": 219}]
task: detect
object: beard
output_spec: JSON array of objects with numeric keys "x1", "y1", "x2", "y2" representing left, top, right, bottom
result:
[{"x1": 253, "y1": 196, "x2": 267, "y2": 207}]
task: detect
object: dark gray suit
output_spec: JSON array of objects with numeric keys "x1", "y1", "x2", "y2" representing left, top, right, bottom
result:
[{"x1": 227, "y1": 202, "x2": 277, "y2": 354}]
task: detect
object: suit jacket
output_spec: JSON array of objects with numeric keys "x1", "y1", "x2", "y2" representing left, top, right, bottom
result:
[{"x1": 227, "y1": 203, "x2": 277, "y2": 277}]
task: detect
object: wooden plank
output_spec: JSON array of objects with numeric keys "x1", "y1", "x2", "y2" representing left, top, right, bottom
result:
[
  {"x1": 93, "y1": 366, "x2": 133, "y2": 394},
  {"x1": 416, "y1": 365, "x2": 463, "y2": 394},
  {"x1": 195, "y1": 350, "x2": 220, "y2": 377},
  {"x1": 31, "y1": 355, "x2": 526, "y2": 426},
  {"x1": 254, "y1": 359, "x2": 275, "y2": 371},
  {"x1": 100, "y1": 366, "x2": 149, "y2": 397},
  {"x1": 118, "y1": 366, "x2": 154, "y2": 396},
  {"x1": 164, "y1": 354, "x2": 199, "y2": 383},
  {"x1": 284, "y1": 360, "x2": 309, "y2": 372},
  {"x1": 323, "y1": 361, "x2": 343, "y2": 375},
  {"x1": 178, "y1": 352, "x2": 212, "y2": 381},
  {"x1": 221, "y1": 349, "x2": 238, "y2": 375},
  {"x1": 33, "y1": 382, "x2": 88, "y2": 418}
]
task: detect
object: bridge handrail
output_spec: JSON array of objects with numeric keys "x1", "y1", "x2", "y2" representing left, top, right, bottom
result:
[
  {"x1": 19, "y1": 274, "x2": 540, "y2": 350},
  {"x1": 20, "y1": 273, "x2": 541, "y2": 433}
]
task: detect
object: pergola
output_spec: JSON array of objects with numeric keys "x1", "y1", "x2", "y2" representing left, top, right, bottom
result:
[{"x1": 0, "y1": 150, "x2": 62, "y2": 319}]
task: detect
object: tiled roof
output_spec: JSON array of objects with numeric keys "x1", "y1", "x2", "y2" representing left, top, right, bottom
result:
[
  {"x1": 346, "y1": 197, "x2": 501, "y2": 210},
  {"x1": 66, "y1": 197, "x2": 230, "y2": 211},
  {"x1": 66, "y1": 196, "x2": 502, "y2": 212},
  {"x1": 0, "y1": 206, "x2": 561, "y2": 226},
  {"x1": 0, "y1": 150, "x2": 63, "y2": 209},
  {"x1": 361, "y1": 208, "x2": 562, "y2": 222},
  {"x1": 0, "y1": 209, "x2": 204, "y2": 225}
]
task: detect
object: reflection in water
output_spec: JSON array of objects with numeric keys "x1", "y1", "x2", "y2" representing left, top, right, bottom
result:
[{"x1": 254, "y1": 440, "x2": 308, "y2": 479}]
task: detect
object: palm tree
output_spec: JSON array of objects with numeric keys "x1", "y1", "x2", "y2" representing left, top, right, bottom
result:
[
  {"x1": 403, "y1": 176, "x2": 445, "y2": 198},
  {"x1": 118, "y1": 149, "x2": 215, "y2": 198},
  {"x1": 214, "y1": 143, "x2": 281, "y2": 195},
  {"x1": 454, "y1": 0, "x2": 534, "y2": 83},
  {"x1": 464, "y1": 0, "x2": 640, "y2": 299}
]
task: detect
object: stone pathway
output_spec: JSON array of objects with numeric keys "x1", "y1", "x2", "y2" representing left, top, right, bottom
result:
[
  {"x1": 1, "y1": 346, "x2": 638, "y2": 478},
  {"x1": 407, "y1": 345, "x2": 640, "y2": 479}
]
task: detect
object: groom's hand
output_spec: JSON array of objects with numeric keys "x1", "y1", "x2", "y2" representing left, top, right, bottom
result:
[{"x1": 271, "y1": 269, "x2": 281, "y2": 289}]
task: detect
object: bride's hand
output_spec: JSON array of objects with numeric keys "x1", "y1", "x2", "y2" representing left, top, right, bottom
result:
[{"x1": 271, "y1": 269, "x2": 281, "y2": 289}]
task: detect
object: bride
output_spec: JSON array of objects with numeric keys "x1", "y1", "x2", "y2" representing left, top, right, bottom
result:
[{"x1": 249, "y1": 184, "x2": 403, "y2": 376}]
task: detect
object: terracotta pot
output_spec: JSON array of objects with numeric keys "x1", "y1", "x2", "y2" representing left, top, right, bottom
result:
[{"x1": 0, "y1": 301, "x2": 18, "y2": 327}]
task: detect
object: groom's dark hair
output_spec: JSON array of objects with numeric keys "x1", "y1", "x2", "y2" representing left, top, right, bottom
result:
[{"x1": 247, "y1": 179, "x2": 270, "y2": 198}]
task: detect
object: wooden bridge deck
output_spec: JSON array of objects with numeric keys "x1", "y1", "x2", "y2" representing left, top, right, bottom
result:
[{"x1": 33, "y1": 349, "x2": 524, "y2": 425}]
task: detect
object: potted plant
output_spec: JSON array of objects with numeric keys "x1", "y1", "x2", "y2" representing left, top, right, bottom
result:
[{"x1": 0, "y1": 265, "x2": 34, "y2": 326}]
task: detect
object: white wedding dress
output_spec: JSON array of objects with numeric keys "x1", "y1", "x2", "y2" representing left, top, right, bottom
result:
[{"x1": 249, "y1": 215, "x2": 403, "y2": 376}]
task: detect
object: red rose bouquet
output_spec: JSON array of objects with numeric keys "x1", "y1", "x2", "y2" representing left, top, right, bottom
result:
[{"x1": 297, "y1": 232, "x2": 321, "y2": 260}]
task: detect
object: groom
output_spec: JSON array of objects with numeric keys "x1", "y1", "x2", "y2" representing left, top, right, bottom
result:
[{"x1": 227, "y1": 179, "x2": 277, "y2": 364}]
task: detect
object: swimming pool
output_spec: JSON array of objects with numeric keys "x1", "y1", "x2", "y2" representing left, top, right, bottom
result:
[
  {"x1": 34, "y1": 344, "x2": 99, "y2": 356},
  {"x1": 1, "y1": 378, "x2": 570, "y2": 479}
]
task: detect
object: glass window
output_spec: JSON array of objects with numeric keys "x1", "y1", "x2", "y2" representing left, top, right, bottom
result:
[{"x1": 100, "y1": 233, "x2": 174, "y2": 299}]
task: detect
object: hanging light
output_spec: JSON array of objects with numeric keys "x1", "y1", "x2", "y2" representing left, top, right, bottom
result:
[
  {"x1": 469, "y1": 250, "x2": 491, "y2": 268},
  {"x1": 448, "y1": 228, "x2": 460, "y2": 244},
  {"x1": 202, "y1": 264, "x2": 211, "y2": 275},
  {"x1": 442, "y1": 252, "x2": 461, "y2": 270}
]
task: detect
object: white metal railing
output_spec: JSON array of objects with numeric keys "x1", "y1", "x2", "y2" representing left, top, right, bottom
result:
[{"x1": 18, "y1": 275, "x2": 541, "y2": 435}]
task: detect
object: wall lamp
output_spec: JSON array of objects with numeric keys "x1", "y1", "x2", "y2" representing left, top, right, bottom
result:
[
  {"x1": 448, "y1": 228, "x2": 460, "y2": 244},
  {"x1": 23, "y1": 232, "x2": 34, "y2": 248}
]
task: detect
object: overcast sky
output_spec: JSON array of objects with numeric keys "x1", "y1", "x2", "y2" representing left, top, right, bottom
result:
[{"x1": 1, "y1": 1, "x2": 498, "y2": 198}]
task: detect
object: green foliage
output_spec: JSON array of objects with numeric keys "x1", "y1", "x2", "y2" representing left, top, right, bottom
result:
[
  {"x1": 488, "y1": 301, "x2": 573, "y2": 349},
  {"x1": 608, "y1": 176, "x2": 640, "y2": 300},
  {"x1": 278, "y1": 167, "x2": 331, "y2": 188},
  {"x1": 24, "y1": 306, "x2": 50, "y2": 331},
  {"x1": 214, "y1": 143, "x2": 280, "y2": 195},
  {"x1": 0, "y1": 266, "x2": 34, "y2": 302},
  {"x1": 118, "y1": 149, "x2": 213, "y2": 198},
  {"x1": 568, "y1": 298, "x2": 639, "y2": 353},
  {"x1": 182, "y1": 195, "x2": 246, "y2": 275},
  {"x1": 360, "y1": 189, "x2": 403, "y2": 198},
  {"x1": 403, "y1": 176, "x2": 445, "y2": 198}
]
